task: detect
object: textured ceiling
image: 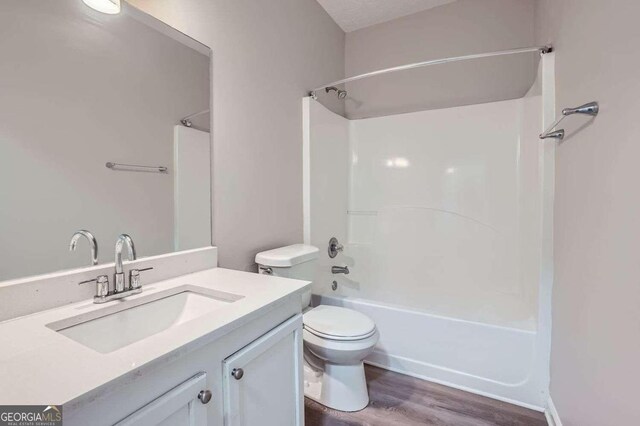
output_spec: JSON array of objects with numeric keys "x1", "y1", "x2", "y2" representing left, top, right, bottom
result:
[{"x1": 317, "y1": 0, "x2": 458, "y2": 32}]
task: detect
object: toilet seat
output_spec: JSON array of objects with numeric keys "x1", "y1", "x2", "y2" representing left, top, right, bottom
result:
[
  {"x1": 303, "y1": 305, "x2": 376, "y2": 341},
  {"x1": 304, "y1": 327, "x2": 377, "y2": 341}
]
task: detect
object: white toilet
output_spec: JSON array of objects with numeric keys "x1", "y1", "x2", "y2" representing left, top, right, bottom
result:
[{"x1": 255, "y1": 244, "x2": 379, "y2": 412}]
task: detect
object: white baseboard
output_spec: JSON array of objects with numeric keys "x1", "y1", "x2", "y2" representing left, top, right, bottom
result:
[{"x1": 545, "y1": 396, "x2": 562, "y2": 426}]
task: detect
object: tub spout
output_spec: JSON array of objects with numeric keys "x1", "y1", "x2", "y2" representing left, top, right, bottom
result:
[{"x1": 331, "y1": 266, "x2": 349, "y2": 275}]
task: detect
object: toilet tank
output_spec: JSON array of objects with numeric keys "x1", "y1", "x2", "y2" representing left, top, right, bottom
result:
[{"x1": 255, "y1": 244, "x2": 318, "y2": 308}]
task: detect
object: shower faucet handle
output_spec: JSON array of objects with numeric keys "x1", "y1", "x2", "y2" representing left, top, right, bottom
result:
[{"x1": 328, "y1": 237, "x2": 344, "y2": 258}]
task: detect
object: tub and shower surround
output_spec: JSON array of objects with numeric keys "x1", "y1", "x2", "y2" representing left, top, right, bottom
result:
[
  {"x1": 346, "y1": 98, "x2": 542, "y2": 329},
  {"x1": 303, "y1": 57, "x2": 552, "y2": 407},
  {"x1": 306, "y1": 94, "x2": 543, "y2": 326}
]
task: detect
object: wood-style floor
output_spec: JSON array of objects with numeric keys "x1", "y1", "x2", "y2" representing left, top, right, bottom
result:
[{"x1": 305, "y1": 365, "x2": 547, "y2": 426}]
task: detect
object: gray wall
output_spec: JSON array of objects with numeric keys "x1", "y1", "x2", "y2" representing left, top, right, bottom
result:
[
  {"x1": 0, "y1": 0, "x2": 209, "y2": 280},
  {"x1": 130, "y1": 0, "x2": 345, "y2": 271},
  {"x1": 344, "y1": 0, "x2": 537, "y2": 119},
  {"x1": 535, "y1": 1, "x2": 640, "y2": 424}
]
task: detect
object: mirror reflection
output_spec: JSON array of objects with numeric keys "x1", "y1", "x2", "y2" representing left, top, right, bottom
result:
[{"x1": 0, "y1": 0, "x2": 212, "y2": 281}]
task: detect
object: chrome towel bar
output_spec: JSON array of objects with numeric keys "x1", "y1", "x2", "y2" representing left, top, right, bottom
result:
[{"x1": 106, "y1": 162, "x2": 168, "y2": 173}]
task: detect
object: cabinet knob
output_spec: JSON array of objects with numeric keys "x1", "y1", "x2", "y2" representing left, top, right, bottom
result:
[
  {"x1": 198, "y1": 390, "x2": 212, "y2": 404},
  {"x1": 231, "y1": 368, "x2": 244, "y2": 380}
]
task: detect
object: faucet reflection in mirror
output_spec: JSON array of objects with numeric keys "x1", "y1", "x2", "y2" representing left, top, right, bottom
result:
[{"x1": 69, "y1": 230, "x2": 99, "y2": 266}]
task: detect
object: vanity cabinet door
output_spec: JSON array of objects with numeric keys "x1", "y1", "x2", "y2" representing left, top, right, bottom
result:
[
  {"x1": 223, "y1": 314, "x2": 303, "y2": 426},
  {"x1": 116, "y1": 372, "x2": 208, "y2": 426}
]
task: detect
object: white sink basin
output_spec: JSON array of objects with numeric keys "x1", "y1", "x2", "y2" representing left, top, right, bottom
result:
[{"x1": 47, "y1": 285, "x2": 243, "y2": 353}]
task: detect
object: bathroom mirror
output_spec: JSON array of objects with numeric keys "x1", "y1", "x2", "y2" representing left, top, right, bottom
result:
[{"x1": 0, "y1": 0, "x2": 212, "y2": 281}]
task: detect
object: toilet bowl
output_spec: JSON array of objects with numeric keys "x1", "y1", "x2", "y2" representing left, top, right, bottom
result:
[
  {"x1": 302, "y1": 305, "x2": 379, "y2": 411},
  {"x1": 255, "y1": 244, "x2": 379, "y2": 412}
]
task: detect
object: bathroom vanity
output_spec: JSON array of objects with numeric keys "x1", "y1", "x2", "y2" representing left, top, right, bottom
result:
[{"x1": 0, "y1": 264, "x2": 309, "y2": 425}]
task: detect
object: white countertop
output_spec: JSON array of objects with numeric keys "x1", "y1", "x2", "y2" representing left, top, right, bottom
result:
[{"x1": 0, "y1": 268, "x2": 309, "y2": 405}]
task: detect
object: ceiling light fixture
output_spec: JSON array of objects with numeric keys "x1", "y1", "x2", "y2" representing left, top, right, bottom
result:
[{"x1": 82, "y1": 0, "x2": 121, "y2": 14}]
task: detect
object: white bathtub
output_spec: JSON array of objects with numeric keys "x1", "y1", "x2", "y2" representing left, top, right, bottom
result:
[{"x1": 313, "y1": 294, "x2": 546, "y2": 410}]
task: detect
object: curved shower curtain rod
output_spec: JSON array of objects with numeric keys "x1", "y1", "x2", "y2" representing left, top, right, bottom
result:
[{"x1": 309, "y1": 45, "x2": 553, "y2": 99}]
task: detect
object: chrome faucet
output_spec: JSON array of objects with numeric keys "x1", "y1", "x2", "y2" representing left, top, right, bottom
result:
[
  {"x1": 79, "y1": 234, "x2": 153, "y2": 303},
  {"x1": 331, "y1": 266, "x2": 349, "y2": 275},
  {"x1": 69, "y1": 230, "x2": 98, "y2": 266},
  {"x1": 114, "y1": 234, "x2": 136, "y2": 293}
]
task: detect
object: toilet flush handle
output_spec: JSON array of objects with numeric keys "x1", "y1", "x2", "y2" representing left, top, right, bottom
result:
[{"x1": 258, "y1": 266, "x2": 273, "y2": 275}]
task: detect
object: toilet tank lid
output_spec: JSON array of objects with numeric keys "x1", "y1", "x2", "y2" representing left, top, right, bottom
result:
[{"x1": 255, "y1": 244, "x2": 319, "y2": 267}]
